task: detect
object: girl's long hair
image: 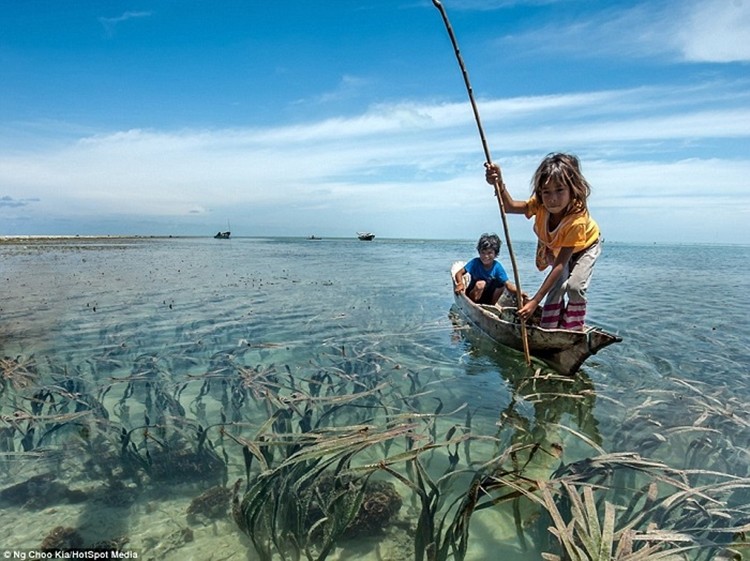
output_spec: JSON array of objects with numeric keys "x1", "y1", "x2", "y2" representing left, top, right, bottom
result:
[{"x1": 531, "y1": 153, "x2": 591, "y2": 214}]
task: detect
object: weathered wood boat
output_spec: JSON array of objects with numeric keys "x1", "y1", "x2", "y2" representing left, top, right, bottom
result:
[
  {"x1": 451, "y1": 261, "x2": 621, "y2": 375},
  {"x1": 357, "y1": 232, "x2": 375, "y2": 241}
]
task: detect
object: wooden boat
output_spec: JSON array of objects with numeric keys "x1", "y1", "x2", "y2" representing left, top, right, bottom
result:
[
  {"x1": 357, "y1": 232, "x2": 375, "y2": 241},
  {"x1": 451, "y1": 261, "x2": 621, "y2": 375},
  {"x1": 214, "y1": 231, "x2": 231, "y2": 239}
]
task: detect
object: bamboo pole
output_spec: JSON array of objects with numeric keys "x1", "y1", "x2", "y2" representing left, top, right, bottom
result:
[{"x1": 432, "y1": 0, "x2": 531, "y2": 366}]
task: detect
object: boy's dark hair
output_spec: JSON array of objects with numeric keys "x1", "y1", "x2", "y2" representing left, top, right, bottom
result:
[{"x1": 476, "y1": 233, "x2": 501, "y2": 254}]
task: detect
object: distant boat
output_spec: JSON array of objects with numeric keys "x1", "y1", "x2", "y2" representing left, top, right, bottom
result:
[
  {"x1": 357, "y1": 232, "x2": 375, "y2": 241},
  {"x1": 215, "y1": 220, "x2": 231, "y2": 239},
  {"x1": 308, "y1": 235, "x2": 322, "y2": 240}
]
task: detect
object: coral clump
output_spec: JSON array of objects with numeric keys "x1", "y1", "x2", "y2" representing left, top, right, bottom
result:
[
  {"x1": 95, "y1": 479, "x2": 139, "y2": 507},
  {"x1": 40, "y1": 526, "x2": 84, "y2": 551},
  {"x1": 304, "y1": 475, "x2": 403, "y2": 539},
  {"x1": 344, "y1": 480, "x2": 403, "y2": 538},
  {"x1": 87, "y1": 536, "x2": 130, "y2": 552},
  {"x1": 187, "y1": 485, "x2": 232, "y2": 523}
]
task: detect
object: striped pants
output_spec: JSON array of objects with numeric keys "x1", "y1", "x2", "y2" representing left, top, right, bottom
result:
[{"x1": 540, "y1": 239, "x2": 601, "y2": 330}]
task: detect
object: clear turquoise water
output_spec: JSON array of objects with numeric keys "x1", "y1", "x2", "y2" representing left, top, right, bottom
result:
[{"x1": 1, "y1": 237, "x2": 749, "y2": 558}]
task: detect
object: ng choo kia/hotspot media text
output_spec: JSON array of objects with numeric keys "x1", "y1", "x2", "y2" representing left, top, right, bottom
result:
[{"x1": 3, "y1": 552, "x2": 138, "y2": 560}]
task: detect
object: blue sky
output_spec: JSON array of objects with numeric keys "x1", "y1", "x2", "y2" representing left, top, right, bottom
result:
[{"x1": 1, "y1": 0, "x2": 748, "y2": 243}]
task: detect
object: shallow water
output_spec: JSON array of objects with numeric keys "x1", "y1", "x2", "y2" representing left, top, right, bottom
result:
[{"x1": 1, "y1": 236, "x2": 749, "y2": 559}]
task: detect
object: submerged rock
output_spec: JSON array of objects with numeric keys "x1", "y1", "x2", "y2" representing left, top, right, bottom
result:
[
  {"x1": 0, "y1": 472, "x2": 88, "y2": 509},
  {"x1": 147, "y1": 448, "x2": 226, "y2": 485}
]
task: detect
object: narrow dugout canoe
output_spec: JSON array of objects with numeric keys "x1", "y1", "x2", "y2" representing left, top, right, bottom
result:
[{"x1": 451, "y1": 262, "x2": 621, "y2": 375}]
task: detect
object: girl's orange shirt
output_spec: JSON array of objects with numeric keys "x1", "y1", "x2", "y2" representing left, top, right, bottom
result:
[{"x1": 525, "y1": 197, "x2": 600, "y2": 271}]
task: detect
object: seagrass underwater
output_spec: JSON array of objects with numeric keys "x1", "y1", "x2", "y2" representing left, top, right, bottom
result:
[{"x1": 1, "y1": 236, "x2": 749, "y2": 559}]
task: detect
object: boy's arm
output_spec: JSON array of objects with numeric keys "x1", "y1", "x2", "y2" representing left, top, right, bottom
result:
[{"x1": 453, "y1": 267, "x2": 467, "y2": 293}]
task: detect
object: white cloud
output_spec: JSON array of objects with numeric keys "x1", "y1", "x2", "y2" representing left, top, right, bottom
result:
[
  {"x1": 675, "y1": 0, "x2": 750, "y2": 62},
  {"x1": 314, "y1": 75, "x2": 372, "y2": 104},
  {"x1": 0, "y1": 82, "x2": 748, "y2": 241},
  {"x1": 496, "y1": 0, "x2": 750, "y2": 63},
  {"x1": 99, "y1": 11, "x2": 153, "y2": 37}
]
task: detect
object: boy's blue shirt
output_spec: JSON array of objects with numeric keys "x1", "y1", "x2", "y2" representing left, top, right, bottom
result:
[{"x1": 465, "y1": 257, "x2": 508, "y2": 284}]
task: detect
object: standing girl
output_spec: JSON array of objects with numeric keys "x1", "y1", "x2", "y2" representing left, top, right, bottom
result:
[{"x1": 485, "y1": 153, "x2": 600, "y2": 330}]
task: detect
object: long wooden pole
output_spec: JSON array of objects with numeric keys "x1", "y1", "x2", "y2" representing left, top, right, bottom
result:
[{"x1": 432, "y1": 0, "x2": 531, "y2": 366}]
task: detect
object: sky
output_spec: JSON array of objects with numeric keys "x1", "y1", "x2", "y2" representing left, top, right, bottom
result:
[{"x1": 1, "y1": 0, "x2": 748, "y2": 244}]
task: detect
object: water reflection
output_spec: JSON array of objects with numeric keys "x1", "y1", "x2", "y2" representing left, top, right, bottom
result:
[
  {"x1": 450, "y1": 310, "x2": 607, "y2": 553},
  {"x1": 450, "y1": 309, "x2": 602, "y2": 457},
  {"x1": 450, "y1": 308, "x2": 750, "y2": 559}
]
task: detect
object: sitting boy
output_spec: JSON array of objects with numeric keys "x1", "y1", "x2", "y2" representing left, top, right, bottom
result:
[{"x1": 454, "y1": 233, "x2": 520, "y2": 304}]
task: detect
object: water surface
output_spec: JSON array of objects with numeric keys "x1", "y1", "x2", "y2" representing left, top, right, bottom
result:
[{"x1": 1, "y1": 237, "x2": 748, "y2": 559}]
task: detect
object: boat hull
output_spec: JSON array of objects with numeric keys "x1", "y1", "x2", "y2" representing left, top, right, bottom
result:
[{"x1": 451, "y1": 262, "x2": 621, "y2": 375}]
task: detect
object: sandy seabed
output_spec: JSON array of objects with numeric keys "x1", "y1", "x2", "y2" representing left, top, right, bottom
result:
[{"x1": 0, "y1": 469, "x2": 529, "y2": 561}]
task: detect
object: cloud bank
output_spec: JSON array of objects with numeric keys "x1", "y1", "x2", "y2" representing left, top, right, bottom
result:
[{"x1": 1, "y1": 80, "x2": 748, "y2": 242}]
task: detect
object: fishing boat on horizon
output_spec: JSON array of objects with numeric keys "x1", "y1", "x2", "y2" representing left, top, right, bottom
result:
[
  {"x1": 214, "y1": 220, "x2": 231, "y2": 239},
  {"x1": 357, "y1": 232, "x2": 375, "y2": 241}
]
